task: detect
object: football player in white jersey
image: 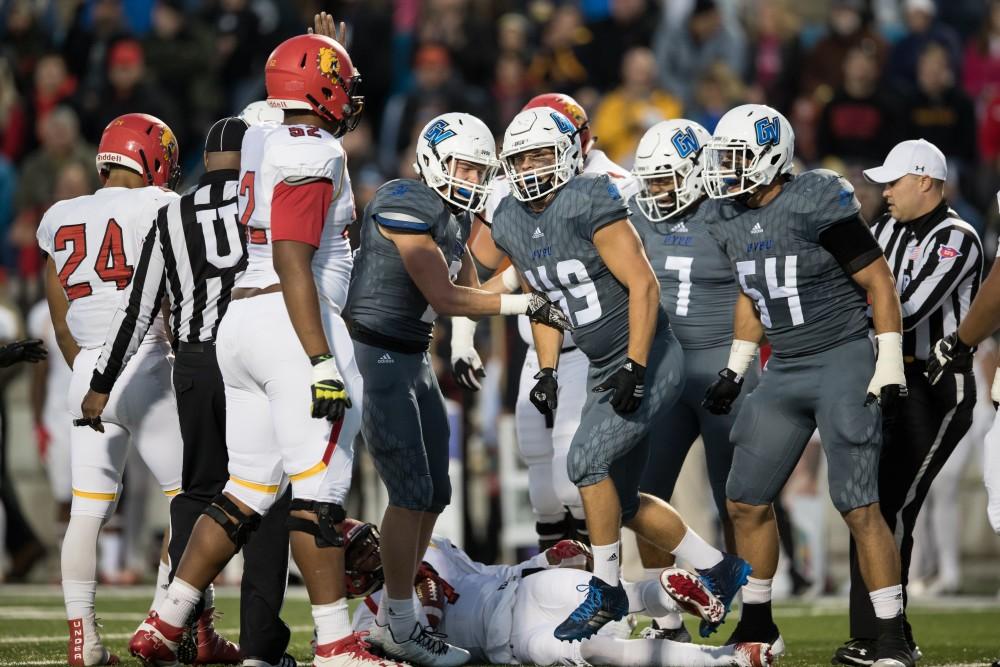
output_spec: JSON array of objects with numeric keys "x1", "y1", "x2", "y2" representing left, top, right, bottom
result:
[
  {"x1": 129, "y1": 34, "x2": 395, "y2": 667},
  {"x1": 450, "y1": 93, "x2": 640, "y2": 548},
  {"x1": 35, "y1": 112, "x2": 184, "y2": 666},
  {"x1": 345, "y1": 521, "x2": 773, "y2": 667}
]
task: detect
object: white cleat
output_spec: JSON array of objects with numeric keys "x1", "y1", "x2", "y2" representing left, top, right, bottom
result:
[
  {"x1": 67, "y1": 617, "x2": 120, "y2": 666},
  {"x1": 367, "y1": 621, "x2": 469, "y2": 667},
  {"x1": 242, "y1": 655, "x2": 298, "y2": 667},
  {"x1": 314, "y1": 632, "x2": 409, "y2": 666},
  {"x1": 659, "y1": 567, "x2": 725, "y2": 624},
  {"x1": 733, "y1": 642, "x2": 773, "y2": 667}
]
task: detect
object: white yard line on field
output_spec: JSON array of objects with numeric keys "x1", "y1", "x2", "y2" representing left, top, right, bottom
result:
[{"x1": 0, "y1": 625, "x2": 313, "y2": 645}]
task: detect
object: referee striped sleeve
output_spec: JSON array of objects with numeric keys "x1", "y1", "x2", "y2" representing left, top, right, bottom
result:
[
  {"x1": 899, "y1": 227, "x2": 980, "y2": 331},
  {"x1": 91, "y1": 208, "x2": 169, "y2": 393}
]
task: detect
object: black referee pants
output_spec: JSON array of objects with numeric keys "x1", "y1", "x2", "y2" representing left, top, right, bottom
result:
[
  {"x1": 848, "y1": 363, "x2": 975, "y2": 639},
  {"x1": 169, "y1": 346, "x2": 292, "y2": 662}
]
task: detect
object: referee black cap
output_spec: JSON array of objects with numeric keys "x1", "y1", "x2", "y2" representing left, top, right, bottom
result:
[{"x1": 204, "y1": 116, "x2": 248, "y2": 154}]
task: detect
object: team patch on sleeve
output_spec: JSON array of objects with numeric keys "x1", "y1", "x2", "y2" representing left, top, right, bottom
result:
[{"x1": 936, "y1": 243, "x2": 962, "y2": 260}]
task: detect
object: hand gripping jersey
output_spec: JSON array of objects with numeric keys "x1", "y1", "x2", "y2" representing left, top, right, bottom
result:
[
  {"x1": 630, "y1": 198, "x2": 738, "y2": 350},
  {"x1": 36, "y1": 186, "x2": 177, "y2": 348},
  {"x1": 706, "y1": 169, "x2": 869, "y2": 358},
  {"x1": 483, "y1": 149, "x2": 640, "y2": 349},
  {"x1": 491, "y1": 173, "x2": 647, "y2": 367},
  {"x1": 237, "y1": 122, "x2": 355, "y2": 310},
  {"x1": 345, "y1": 179, "x2": 470, "y2": 345}
]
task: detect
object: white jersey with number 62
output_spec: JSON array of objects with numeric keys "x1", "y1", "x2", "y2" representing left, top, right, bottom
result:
[{"x1": 36, "y1": 186, "x2": 177, "y2": 348}]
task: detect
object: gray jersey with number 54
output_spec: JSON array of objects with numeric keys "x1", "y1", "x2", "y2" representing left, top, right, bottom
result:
[
  {"x1": 705, "y1": 169, "x2": 869, "y2": 359},
  {"x1": 492, "y1": 173, "x2": 657, "y2": 367},
  {"x1": 345, "y1": 179, "x2": 470, "y2": 344},
  {"x1": 631, "y1": 198, "x2": 737, "y2": 350}
]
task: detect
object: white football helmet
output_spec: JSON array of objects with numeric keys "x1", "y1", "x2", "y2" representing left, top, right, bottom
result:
[
  {"x1": 703, "y1": 104, "x2": 795, "y2": 199},
  {"x1": 414, "y1": 112, "x2": 499, "y2": 213},
  {"x1": 500, "y1": 108, "x2": 583, "y2": 202},
  {"x1": 239, "y1": 100, "x2": 284, "y2": 126},
  {"x1": 632, "y1": 119, "x2": 711, "y2": 221}
]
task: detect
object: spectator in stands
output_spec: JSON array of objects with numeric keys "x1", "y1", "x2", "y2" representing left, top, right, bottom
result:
[
  {"x1": 0, "y1": 0, "x2": 52, "y2": 91},
  {"x1": 903, "y1": 41, "x2": 978, "y2": 168},
  {"x1": 887, "y1": 0, "x2": 963, "y2": 93},
  {"x1": 816, "y1": 44, "x2": 900, "y2": 164},
  {"x1": 78, "y1": 39, "x2": 181, "y2": 148},
  {"x1": 493, "y1": 53, "x2": 533, "y2": 131},
  {"x1": 418, "y1": 0, "x2": 496, "y2": 92},
  {"x1": 689, "y1": 61, "x2": 746, "y2": 132},
  {"x1": 209, "y1": 0, "x2": 264, "y2": 110},
  {"x1": 980, "y1": 89, "x2": 1000, "y2": 167},
  {"x1": 62, "y1": 0, "x2": 131, "y2": 96},
  {"x1": 800, "y1": 0, "x2": 887, "y2": 100},
  {"x1": 497, "y1": 12, "x2": 533, "y2": 60},
  {"x1": 25, "y1": 54, "x2": 77, "y2": 157},
  {"x1": 592, "y1": 46, "x2": 683, "y2": 166},
  {"x1": 743, "y1": 0, "x2": 804, "y2": 114},
  {"x1": 582, "y1": 0, "x2": 658, "y2": 92},
  {"x1": 527, "y1": 4, "x2": 592, "y2": 93},
  {"x1": 962, "y1": 0, "x2": 1000, "y2": 102},
  {"x1": 653, "y1": 0, "x2": 746, "y2": 107},
  {"x1": 0, "y1": 58, "x2": 28, "y2": 163},
  {"x1": 143, "y1": 0, "x2": 216, "y2": 148}
]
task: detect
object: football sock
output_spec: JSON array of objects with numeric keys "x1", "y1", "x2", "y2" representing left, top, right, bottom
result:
[
  {"x1": 670, "y1": 528, "x2": 723, "y2": 570},
  {"x1": 628, "y1": 578, "x2": 683, "y2": 619},
  {"x1": 742, "y1": 576, "x2": 773, "y2": 604},
  {"x1": 870, "y1": 585, "x2": 904, "y2": 619},
  {"x1": 151, "y1": 560, "x2": 171, "y2": 611},
  {"x1": 158, "y1": 578, "x2": 202, "y2": 628},
  {"x1": 592, "y1": 541, "x2": 621, "y2": 587},
  {"x1": 312, "y1": 599, "x2": 351, "y2": 645},
  {"x1": 62, "y1": 515, "x2": 102, "y2": 619},
  {"x1": 63, "y1": 579, "x2": 98, "y2": 620},
  {"x1": 386, "y1": 595, "x2": 418, "y2": 639}
]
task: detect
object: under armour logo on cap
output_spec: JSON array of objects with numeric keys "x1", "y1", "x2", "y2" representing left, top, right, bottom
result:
[{"x1": 862, "y1": 139, "x2": 947, "y2": 183}]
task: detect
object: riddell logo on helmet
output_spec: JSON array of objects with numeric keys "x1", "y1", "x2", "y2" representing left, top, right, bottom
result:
[{"x1": 96, "y1": 152, "x2": 123, "y2": 164}]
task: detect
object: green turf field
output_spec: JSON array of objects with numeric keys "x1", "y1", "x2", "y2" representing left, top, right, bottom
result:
[{"x1": 1, "y1": 585, "x2": 997, "y2": 666}]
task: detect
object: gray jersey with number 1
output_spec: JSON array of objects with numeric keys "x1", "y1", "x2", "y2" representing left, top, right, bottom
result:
[
  {"x1": 705, "y1": 169, "x2": 869, "y2": 359},
  {"x1": 631, "y1": 198, "x2": 737, "y2": 350},
  {"x1": 491, "y1": 173, "x2": 653, "y2": 367},
  {"x1": 345, "y1": 179, "x2": 469, "y2": 344}
]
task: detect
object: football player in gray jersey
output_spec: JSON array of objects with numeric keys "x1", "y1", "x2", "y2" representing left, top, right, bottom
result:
[
  {"x1": 344, "y1": 112, "x2": 571, "y2": 667},
  {"x1": 629, "y1": 119, "x2": 759, "y2": 641},
  {"x1": 700, "y1": 104, "x2": 912, "y2": 667},
  {"x1": 491, "y1": 108, "x2": 751, "y2": 643}
]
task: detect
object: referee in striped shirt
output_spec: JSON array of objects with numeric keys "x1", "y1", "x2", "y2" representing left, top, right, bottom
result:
[
  {"x1": 80, "y1": 117, "x2": 294, "y2": 667},
  {"x1": 834, "y1": 139, "x2": 983, "y2": 665}
]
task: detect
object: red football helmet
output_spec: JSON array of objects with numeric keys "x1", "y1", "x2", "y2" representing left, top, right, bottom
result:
[
  {"x1": 523, "y1": 93, "x2": 593, "y2": 156},
  {"x1": 342, "y1": 518, "x2": 383, "y2": 598},
  {"x1": 265, "y1": 34, "x2": 364, "y2": 137},
  {"x1": 96, "y1": 113, "x2": 181, "y2": 189}
]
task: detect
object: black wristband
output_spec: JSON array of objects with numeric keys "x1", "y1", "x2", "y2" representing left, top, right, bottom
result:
[
  {"x1": 90, "y1": 371, "x2": 115, "y2": 395},
  {"x1": 310, "y1": 353, "x2": 333, "y2": 366},
  {"x1": 954, "y1": 334, "x2": 973, "y2": 353}
]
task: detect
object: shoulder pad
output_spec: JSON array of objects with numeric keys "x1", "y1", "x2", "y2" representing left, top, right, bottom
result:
[
  {"x1": 783, "y1": 169, "x2": 856, "y2": 215},
  {"x1": 263, "y1": 129, "x2": 345, "y2": 182},
  {"x1": 371, "y1": 179, "x2": 446, "y2": 231}
]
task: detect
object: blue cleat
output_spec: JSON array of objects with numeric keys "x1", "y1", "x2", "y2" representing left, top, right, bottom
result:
[
  {"x1": 696, "y1": 554, "x2": 752, "y2": 637},
  {"x1": 553, "y1": 576, "x2": 629, "y2": 642}
]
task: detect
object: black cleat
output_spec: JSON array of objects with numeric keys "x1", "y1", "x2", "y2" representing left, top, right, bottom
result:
[
  {"x1": 640, "y1": 620, "x2": 692, "y2": 643},
  {"x1": 832, "y1": 639, "x2": 876, "y2": 666}
]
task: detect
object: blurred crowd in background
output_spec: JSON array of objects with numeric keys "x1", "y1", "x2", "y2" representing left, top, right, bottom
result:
[{"x1": 1, "y1": 0, "x2": 1000, "y2": 589}]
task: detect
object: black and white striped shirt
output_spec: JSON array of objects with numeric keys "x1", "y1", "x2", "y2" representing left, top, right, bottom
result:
[
  {"x1": 91, "y1": 169, "x2": 247, "y2": 393},
  {"x1": 872, "y1": 200, "x2": 983, "y2": 361}
]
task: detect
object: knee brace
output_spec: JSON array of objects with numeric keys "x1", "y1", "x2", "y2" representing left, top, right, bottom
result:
[
  {"x1": 287, "y1": 499, "x2": 346, "y2": 548},
  {"x1": 203, "y1": 494, "x2": 261, "y2": 549}
]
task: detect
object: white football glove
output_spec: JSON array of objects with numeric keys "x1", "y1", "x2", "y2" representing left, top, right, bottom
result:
[
  {"x1": 450, "y1": 317, "x2": 485, "y2": 391},
  {"x1": 866, "y1": 332, "x2": 908, "y2": 410}
]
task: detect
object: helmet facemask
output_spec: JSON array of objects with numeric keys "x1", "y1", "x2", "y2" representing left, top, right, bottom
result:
[
  {"x1": 502, "y1": 144, "x2": 575, "y2": 202},
  {"x1": 704, "y1": 139, "x2": 777, "y2": 199},
  {"x1": 343, "y1": 521, "x2": 384, "y2": 598},
  {"x1": 635, "y1": 160, "x2": 700, "y2": 221}
]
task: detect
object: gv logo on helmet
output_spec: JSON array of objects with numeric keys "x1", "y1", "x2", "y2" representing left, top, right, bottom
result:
[
  {"x1": 671, "y1": 127, "x2": 700, "y2": 158},
  {"x1": 754, "y1": 116, "x2": 781, "y2": 147},
  {"x1": 424, "y1": 119, "x2": 456, "y2": 146},
  {"x1": 549, "y1": 112, "x2": 574, "y2": 135}
]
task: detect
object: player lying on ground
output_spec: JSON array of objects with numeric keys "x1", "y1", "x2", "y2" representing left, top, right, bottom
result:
[{"x1": 342, "y1": 520, "x2": 773, "y2": 667}]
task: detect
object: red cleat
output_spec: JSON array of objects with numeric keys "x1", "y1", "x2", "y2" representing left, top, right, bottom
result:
[
  {"x1": 193, "y1": 607, "x2": 241, "y2": 664},
  {"x1": 660, "y1": 567, "x2": 725, "y2": 624},
  {"x1": 734, "y1": 642, "x2": 774, "y2": 667},
  {"x1": 129, "y1": 611, "x2": 183, "y2": 667},
  {"x1": 314, "y1": 631, "x2": 409, "y2": 666},
  {"x1": 67, "y1": 618, "x2": 120, "y2": 666}
]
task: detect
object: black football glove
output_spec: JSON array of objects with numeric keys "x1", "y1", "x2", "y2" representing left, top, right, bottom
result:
[
  {"x1": 926, "y1": 332, "x2": 973, "y2": 386},
  {"x1": 530, "y1": 367, "x2": 558, "y2": 427},
  {"x1": 702, "y1": 368, "x2": 743, "y2": 415},
  {"x1": 526, "y1": 293, "x2": 574, "y2": 332},
  {"x1": 310, "y1": 354, "x2": 351, "y2": 422},
  {"x1": 0, "y1": 338, "x2": 46, "y2": 367},
  {"x1": 593, "y1": 358, "x2": 645, "y2": 414}
]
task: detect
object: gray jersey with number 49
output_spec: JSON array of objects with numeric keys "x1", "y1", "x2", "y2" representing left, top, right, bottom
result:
[
  {"x1": 631, "y1": 198, "x2": 737, "y2": 350},
  {"x1": 706, "y1": 169, "x2": 869, "y2": 358},
  {"x1": 492, "y1": 173, "x2": 649, "y2": 367},
  {"x1": 345, "y1": 179, "x2": 470, "y2": 344}
]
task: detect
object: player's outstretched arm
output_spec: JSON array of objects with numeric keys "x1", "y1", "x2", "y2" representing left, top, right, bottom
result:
[
  {"x1": 44, "y1": 257, "x2": 79, "y2": 368},
  {"x1": 957, "y1": 256, "x2": 1000, "y2": 347},
  {"x1": 592, "y1": 218, "x2": 659, "y2": 413},
  {"x1": 851, "y1": 257, "x2": 906, "y2": 408}
]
